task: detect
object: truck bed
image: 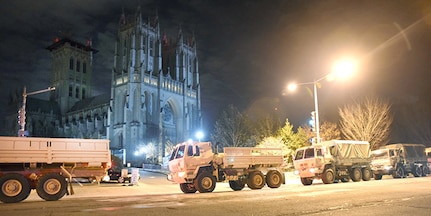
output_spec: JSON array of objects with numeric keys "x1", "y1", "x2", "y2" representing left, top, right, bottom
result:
[
  {"x1": 223, "y1": 147, "x2": 284, "y2": 168},
  {"x1": 0, "y1": 136, "x2": 110, "y2": 167}
]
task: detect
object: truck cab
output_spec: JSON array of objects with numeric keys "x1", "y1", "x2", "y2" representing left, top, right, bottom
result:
[
  {"x1": 167, "y1": 141, "x2": 214, "y2": 184},
  {"x1": 293, "y1": 140, "x2": 371, "y2": 186}
]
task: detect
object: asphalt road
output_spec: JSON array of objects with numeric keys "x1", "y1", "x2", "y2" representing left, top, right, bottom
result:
[{"x1": 1, "y1": 171, "x2": 430, "y2": 216}]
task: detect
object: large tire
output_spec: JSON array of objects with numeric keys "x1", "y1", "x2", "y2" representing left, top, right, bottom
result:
[
  {"x1": 350, "y1": 168, "x2": 362, "y2": 182},
  {"x1": 180, "y1": 183, "x2": 197, "y2": 193},
  {"x1": 36, "y1": 173, "x2": 68, "y2": 201},
  {"x1": 229, "y1": 180, "x2": 245, "y2": 191},
  {"x1": 300, "y1": 177, "x2": 313, "y2": 186},
  {"x1": 362, "y1": 168, "x2": 372, "y2": 181},
  {"x1": 321, "y1": 168, "x2": 335, "y2": 184},
  {"x1": 0, "y1": 173, "x2": 31, "y2": 203},
  {"x1": 392, "y1": 166, "x2": 405, "y2": 178},
  {"x1": 193, "y1": 172, "x2": 216, "y2": 193},
  {"x1": 413, "y1": 166, "x2": 423, "y2": 177},
  {"x1": 247, "y1": 171, "x2": 265, "y2": 189},
  {"x1": 265, "y1": 170, "x2": 283, "y2": 188},
  {"x1": 374, "y1": 174, "x2": 383, "y2": 180},
  {"x1": 422, "y1": 166, "x2": 430, "y2": 177}
]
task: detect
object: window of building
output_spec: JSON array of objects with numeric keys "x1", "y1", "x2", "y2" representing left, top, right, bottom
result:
[
  {"x1": 83, "y1": 62, "x2": 87, "y2": 73},
  {"x1": 76, "y1": 60, "x2": 80, "y2": 72},
  {"x1": 76, "y1": 87, "x2": 79, "y2": 98},
  {"x1": 69, "y1": 58, "x2": 74, "y2": 70},
  {"x1": 149, "y1": 38, "x2": 154, "y2": 56},
  {"x1": 82, "y1": 88, "x2": 86, "y2": 99},
  {"x1": 69, "y1": 85, "x2": 73, "y2": 97}
]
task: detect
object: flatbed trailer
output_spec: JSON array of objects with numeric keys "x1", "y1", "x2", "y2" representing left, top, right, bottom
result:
[{"x1": 0, "y1": 136, "x2": 111, "y2": 203}]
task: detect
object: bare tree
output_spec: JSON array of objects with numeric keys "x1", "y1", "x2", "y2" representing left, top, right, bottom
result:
[
  {"x1": 211, "y1": 105, "x2": 252, "y2": 148},
  {"x1": 320, "y1": 121, "x2": 341, "y2": 141},
  {"x1": 339, "y1": 97, "x2": 393, "y2": 150}
]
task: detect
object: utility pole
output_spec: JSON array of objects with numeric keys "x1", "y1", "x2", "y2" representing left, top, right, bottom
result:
[{"x1": 18, "y1": 86, "x2": 55, "y2": 137}]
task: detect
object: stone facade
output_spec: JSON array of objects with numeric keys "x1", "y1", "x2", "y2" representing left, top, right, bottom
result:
[{"x1": 2, "y1": 9, "x2": 201, "y2": 166}]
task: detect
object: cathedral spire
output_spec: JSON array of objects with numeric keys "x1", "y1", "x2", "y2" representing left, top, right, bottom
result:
[
  {"x1": 177, "y1": 24, "x2": 183, "y2": 45},
  {"x1": 120, "y1": 7, "x2": 126, "y2": 25}
]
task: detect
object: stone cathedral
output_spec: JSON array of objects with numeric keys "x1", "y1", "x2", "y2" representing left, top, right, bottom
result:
[
  {"x1": 3, "y1": 9, "x2": 202, "y2": 166},
  {"x1": 109, "y1": 9, "x2": 202, "y2": 165}
]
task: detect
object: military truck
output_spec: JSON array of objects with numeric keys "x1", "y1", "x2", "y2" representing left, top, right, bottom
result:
[
  {"x1": 168, "y1": 141, "x2": 285, "y2": 193},
  {"x1": 293, "y1": 140, "x2": 371, "y2": 186},
  {"x1": 0, "y1": 136, "x2": 111, "y2": 203},
  {"x1": 371, "y1": 143, "x2": 429, "y2": 180}
]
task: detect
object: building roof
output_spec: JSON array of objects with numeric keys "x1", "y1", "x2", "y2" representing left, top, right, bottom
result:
[
  {"x1": 69, "y1": 94, "x2": 110, "y2": 112},
  {"x1": 26, "y1": 98, "x2": 61, "y2": 116},
  {"x1": 46, "y1": 37, "x2": 99, "y2": 53}
]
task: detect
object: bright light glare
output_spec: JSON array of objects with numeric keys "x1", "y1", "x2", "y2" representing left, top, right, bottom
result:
[
  {"x1": 332, "y1": 59, "x2": 356, "y2": 80},
  {"x1": 196, "y1": 131, "x2": 204, "y2": 140},
  {"x1": 287, "y1": 83, "x2": 297, "y2": 91}
]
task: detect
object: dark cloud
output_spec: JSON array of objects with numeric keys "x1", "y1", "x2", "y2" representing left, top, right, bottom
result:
[{"x1": 1, "y1": 0, "x2": 431, "y2": 134}]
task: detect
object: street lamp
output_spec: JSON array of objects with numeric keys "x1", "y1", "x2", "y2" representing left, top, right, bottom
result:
[
  {"x1": 287, "y1": 59, "x2": 356, "y2": 144},
  {"x1": 18, "y1": 86, "x2": 55, "y2": 137}
]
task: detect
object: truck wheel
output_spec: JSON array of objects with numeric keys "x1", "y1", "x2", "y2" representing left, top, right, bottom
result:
[
  {"x1": 36, "y1": 173, "x2": 68, "y2": 201},
  {"x1": 374, "y1": 174, "x2": 383, "y2": 180},
  {"x1": 413, "y1": 166, "x2": 422, "y2": 177},
  {"x1": 300, "y1": 177, "x2": 313, "y2": 186},
  {"x1": 422, "y1": 166, "x2": 430, "y2": 176},
  {"x1": 229, "y1": 180, "x2": 245, "y2": 191},
  {"x1": 266, "y1": 170, "x2": 283, "y2": 188},
  {"x1": 0, "y1": 173, "x2": 31, "y2": 203},
  {"x1": 392, "y1": 166, "x2": 405, "y2": 178},
  {"x1": 350, "y1": 168, "x2": 362, "y2": 182},
  {"x1": 247, "y1": 171, "x2": 265, "y2": 189},
  {"x1": 193, "y1": 172, "x2": 216, "y2": 193},
  {"x1": 362, "y1": 168, "x2": 371, "y2": 181},
  {"x1": 322, "y1": 168, "x2": 335, "y2": 184},
  {"x1": 180, "y1": 183, "x2": 197, "y2": 193}
]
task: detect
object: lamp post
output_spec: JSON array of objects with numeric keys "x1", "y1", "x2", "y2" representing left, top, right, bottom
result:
[{"x1": 287, "y1": 59, "x2": 356, "y2": 144}]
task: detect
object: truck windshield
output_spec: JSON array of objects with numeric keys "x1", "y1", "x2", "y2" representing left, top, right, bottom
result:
[
  {"x1": 169, "y1": 145, "x2": 185, "y2": 161},
  {"x1": 372, "y1": 150, "x2": 388, "y2": 159},
  {"x1": 304, "y1": 148, "x2": 314, "y2": 158},
  {"x1": 295, "y1": 150, "x2": 304, "y2": 160}
]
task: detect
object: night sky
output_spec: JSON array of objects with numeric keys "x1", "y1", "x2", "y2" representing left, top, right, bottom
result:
[{"x1": 1, "y1": 0, "x2": 431, "y2": 138}]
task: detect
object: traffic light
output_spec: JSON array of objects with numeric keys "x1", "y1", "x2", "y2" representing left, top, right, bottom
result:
[
  {"x1": 310, "y1": 111, "x2": 316, "y2": 132},
  {"x1": 17, "y1": 107, "x2": 26, "y2": 125}
]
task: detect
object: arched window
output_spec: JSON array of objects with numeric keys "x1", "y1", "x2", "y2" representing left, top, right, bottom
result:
[
  {"x1": 82, "y1": 88, "x2": 86, "y2": 99},
  {"x1": 76, "y1": 60, "x2": 81, "y2": 72},
  {"x1": 76, "y1": 87, "x2": 79, "y2": 98},
  {"x1": 83, "y1": 62, "x2": 87, "y2": 73},
  {"x1": 69, "y1": 58, "x2": 74, "y2": 70},
  {"x1": 69, "y1": 85, "x2": 73, "y2": 97}
]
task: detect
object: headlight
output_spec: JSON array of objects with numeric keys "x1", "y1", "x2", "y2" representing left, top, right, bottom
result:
[
  {"x1": 167, "y1": 174, "x2": 173, "y2": 181},
  {"x1": 384, "y1": 166, "x2": 392, "y2": 170},
  {"x1": 178, "y1": 171, "x2": 186, "y2": 178},
  {"x1": 294, "y1": 170, "x2": 299, "y2": 175},
  {"x1": 102, "y1": 175, "x2": 110, "y2": 182},
  {"x1": 309, "y1": 168, "x2": 315, "y2": 173}
]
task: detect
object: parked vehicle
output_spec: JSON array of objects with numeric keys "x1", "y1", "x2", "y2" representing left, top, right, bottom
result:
[
  {"x1": 293, "y1": 140, "x2": 371, "y2": 186},
  {"x1": 0, "y1": 136, "x2": 111, "y2": 203},
  {"x1": 426, "y1": 147, "x2": 431, "y2": 171},
  {"x1": 371, "y1": 143, "x2": 429, "y2": 180},
  {"x1": 168, "y1": 141, "x2": 285, "y2": 193}
]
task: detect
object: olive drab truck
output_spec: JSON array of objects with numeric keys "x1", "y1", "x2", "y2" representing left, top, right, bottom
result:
[
  {"x1": 0, "y1": 136, "x2": 111, "y2": 203},
  {"x1": 293, "y1": 140, "x2": 371, "y2": 186},
  {"x1": 167, "y1": 141, "x2": 285, "y2": 193},
  {"x1": 371, "y1": 143, "x2": 430, "y2": 180}
]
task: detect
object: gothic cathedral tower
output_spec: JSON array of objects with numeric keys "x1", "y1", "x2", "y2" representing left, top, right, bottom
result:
[
  {"x1": 108, "y1": 8, "x2": 202, "y2": 165},
  {"x1": 46, "y1": 37, "x2": 98, "y2": 114}
]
